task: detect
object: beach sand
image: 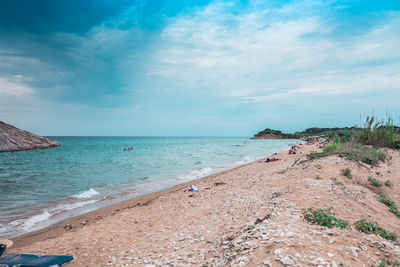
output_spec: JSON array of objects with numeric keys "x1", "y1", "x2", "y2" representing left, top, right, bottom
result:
[{"x1": 9, "y1": 144, "x2": 400, "y2": 266}]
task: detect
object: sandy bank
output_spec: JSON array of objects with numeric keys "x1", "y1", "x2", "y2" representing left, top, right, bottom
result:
[{"x1": 10, "y1": 144, "x2": 400, "y2": 266}]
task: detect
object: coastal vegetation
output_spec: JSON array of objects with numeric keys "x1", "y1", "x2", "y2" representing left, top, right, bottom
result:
[
  {"x1": 378, "y1": 195, "x2": 400, "y2": 218},
  {"x1": 325, "y1": 142, "x2": 386, "y2": 165},
  {"x1": 303, "y1": 116, "x2": 399, "y2": 166},
  {"x1": 254, "y1": 116, "x2": 400, "y2": 146},
  {"x1": 342, "y1": 168, "x2": 352, "y2": 179},
  {"x1": 304, "y1": 208, "x2": 348, "y2": 229},
  {"x1": 354, "y1": 116, "x2": 400, "y2": 149},
  {"x1": 369, "y1": 177, "x2": 383, "y2": 187},
  {"x1": 307, "y1": 151, "x2": 328, "y2": 160},
  {"x1": 253, "y1": 127, "x2": 356, "y2": 139},
  {"x1": 354, "y1": 219, "x2": 397, "y2": 241},
  {"x1": 385, "y1": 180, "x2": 394, "y2": 187},
  {"x1": 304, "y1": 209, "x2": 398, "y2": 242},
  {"x1": 253, "y1": 128, "x2": 297, "y2": 139},
  {"x1": 302, "y1": 116, "x2": 400, "y2": 248},
  {"x1": 378, "y1": 258, "x2": 400, "y2": 267},
  {"x1": 306, "y1": 141, "x2": 385, "y2": 165}
]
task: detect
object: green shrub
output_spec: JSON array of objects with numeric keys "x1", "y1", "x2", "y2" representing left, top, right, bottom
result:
[
  {"x1": 323, "y1": 141, "x2": 385, "y2": 165},
  {"x1": 378, "y1": 258, "x2": 400, "y2": 267},
  {"x1": 304, "y1": 208, "x2": 348, "y2": 229},
  {"x1": 342, "y1": 168, "x2": 352, "y2": 178},
  {"x1": 324, "y1": 143, "x2": 341, "y2": 154},
  {"x1": 308, "y1": 139, "x2": 386, "y2": 165},
  {"x1": 314, "y1": 176, "x2": 323, "y2": 180},
  {"x1": 354, "y1": 219, "x2": 397, "y2": 241},
  {"x1": 354, "y1": 116, "x2": 400, "y2": 149},
  {"x1": 384, "y1": 180, "x2": 393, "y2": 187},
  {"x1": 368, "y1": 176, "x2": 383, "y2": 187},
  {"x1": 307, "y1": 152, "x2": 328, "y2": 160},
  {"x1": 341, "y1": 145, "x2": 386, "y2": 164},
  {"x1": 379, "y1": 195, "x2": 400, "y2": 217}
]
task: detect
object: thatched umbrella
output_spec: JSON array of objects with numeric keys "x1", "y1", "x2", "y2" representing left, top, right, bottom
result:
[{"x1": 0, "y1": 121, "x2": 60, "y2": 152}]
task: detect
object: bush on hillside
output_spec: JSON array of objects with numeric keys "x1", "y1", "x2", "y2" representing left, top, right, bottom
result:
[
  {"x1": 354, "y1": 219, "x2": 397, "y2": 241},
  {"x1": 322, "y1": 141, "x2": 385, "y2": 165},
  {"x1": 354, "y1": 116, "x2": 400, "y2": 149}
]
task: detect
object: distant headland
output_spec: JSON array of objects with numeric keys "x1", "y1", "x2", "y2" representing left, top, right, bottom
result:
[{"x1": 252, "y1": 127, "x2": 368, "y2": 139}]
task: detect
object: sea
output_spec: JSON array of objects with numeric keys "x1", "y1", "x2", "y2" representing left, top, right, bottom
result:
[{"x1": 0, "y1": 136, "x2": 296, "y2": 238}]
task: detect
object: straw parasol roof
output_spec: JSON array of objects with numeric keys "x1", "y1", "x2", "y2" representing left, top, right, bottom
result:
[{"x1": 0, "y1": 121, "x2": 60, "y2": 152}]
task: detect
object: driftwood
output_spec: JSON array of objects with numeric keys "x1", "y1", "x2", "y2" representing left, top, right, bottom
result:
[{"x1": 0, "y1": 121, "x2": 60, "y2": 152}]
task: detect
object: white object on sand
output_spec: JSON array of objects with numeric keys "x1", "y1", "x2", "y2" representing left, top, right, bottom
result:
[{"x1": 189, "y1": 185, "x2": 199, "y2": 192}]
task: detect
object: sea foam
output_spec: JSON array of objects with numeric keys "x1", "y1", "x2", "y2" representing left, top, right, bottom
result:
[
  {"x1": 179, "y1": 167, "x2": 213, "y2": 180},
  {"x1": 73, "y1": 188, "x2": 100, "y2": 199},
  {"x1": 22, "y1": 210, "x2": 52, "y2": 229}
]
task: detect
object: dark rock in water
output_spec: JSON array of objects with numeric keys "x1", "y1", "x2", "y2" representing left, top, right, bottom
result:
[{"x1": 0, "y1": 121, "x2": 60, "y2": 152}]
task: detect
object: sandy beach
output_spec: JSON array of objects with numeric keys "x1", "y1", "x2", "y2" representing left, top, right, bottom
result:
[{"x1": 8, "y1": 143, "x2": 400, "y2": 266}]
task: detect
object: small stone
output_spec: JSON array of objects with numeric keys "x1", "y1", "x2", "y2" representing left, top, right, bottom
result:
[
  {"x1": 280, "y1": 255, "x2": 296, "y2": 265},
  {"x1": 227, "y1": 234, "x2": 236, "y2": 240},
  {"x1": 309, "y1": 257, "x2": 326, "y2": 266},
  {"x1": 274, "y1": 248, "x2": 284, "y2": 255},
  {"x1": 350, "y1": 246, "x2": 359, "y2": 258},
  {"x1": 262, "y1": 259, "x2": 272, "y2": 266},
  {"x1": 312, "y1": 241, "x2": 322, "y2": 246},
  {"x1": 286, "y1": 231, "x2": 294, "y2": 238}
]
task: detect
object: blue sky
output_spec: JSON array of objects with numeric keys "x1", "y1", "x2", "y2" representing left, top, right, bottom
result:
[{"x1": 0, "y1": 0, "x2": 399, "y2": 136}]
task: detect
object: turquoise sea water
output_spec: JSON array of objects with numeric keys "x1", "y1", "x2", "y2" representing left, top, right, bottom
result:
[{"x1": 0, "y1": 137, "x2": 295, "y2": 238}]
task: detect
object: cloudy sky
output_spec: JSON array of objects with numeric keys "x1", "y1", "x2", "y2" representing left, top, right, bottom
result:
[{"x1": 0, "y1": 0, "x2": 399, "y2": 136}]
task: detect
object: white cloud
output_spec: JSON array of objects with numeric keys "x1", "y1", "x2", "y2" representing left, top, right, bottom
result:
[
  {"x1": 148, "y1": 1, "x2": 400, "y2": 105},
  {"x1": 0, "y1": 76, "x2": 35, "y2": 96}
]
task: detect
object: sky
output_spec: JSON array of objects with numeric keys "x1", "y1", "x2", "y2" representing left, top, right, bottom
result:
[{"x1": 0, "y1": 0, "x2": 399, "y2": 136}]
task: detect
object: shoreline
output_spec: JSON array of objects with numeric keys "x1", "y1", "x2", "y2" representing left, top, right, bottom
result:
[
  {"x1": 11, "y1": 143, "x2": 297, "y2": 249},
  {"x1": 1, "y1": 139, "x2": 296, "y2": 243},
  {"x1": 9, "y1": 143, "x2": 400, "y2": 266}
]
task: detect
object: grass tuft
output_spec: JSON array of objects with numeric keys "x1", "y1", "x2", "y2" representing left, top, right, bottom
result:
[
  {"x1": 378, "y1": 258, "x2": 400, "y2": 267},
  {"x1": 384, "y1": 180, "x2": 394, "y2": 187},
  {"x1": 307, "y1": 152, "x2": 328, "y2": 160},
  {"x1": 342, "y1": 168, "x2": 352, "y2": 178},
  {"x1": 368, "y1": 176, "x2": 383, "y2": 187},
  {"x1": 378, "y1": 195, "x2": 400, "y2": 218},
  {"x1": 354, "y1": 116, "x2": 400, "y2": 149}
]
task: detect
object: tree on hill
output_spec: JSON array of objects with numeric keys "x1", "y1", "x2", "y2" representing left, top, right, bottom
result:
[{"x1": 254, "y1": 128, "x2": 283, "y2": 137}]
